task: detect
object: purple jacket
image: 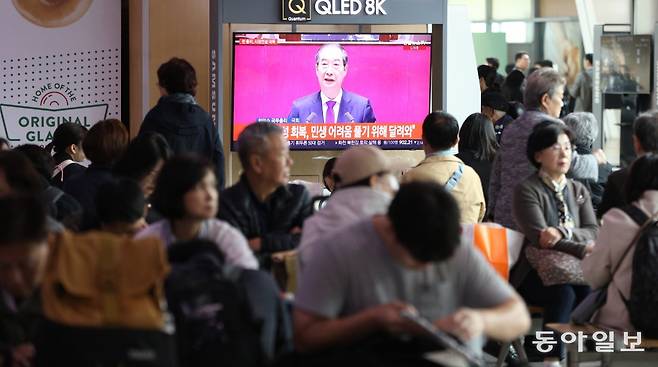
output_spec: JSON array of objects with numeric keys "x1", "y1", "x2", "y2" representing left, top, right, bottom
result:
[{"x1": 287, "y1": 90, "x2": 376, "y2": 123}]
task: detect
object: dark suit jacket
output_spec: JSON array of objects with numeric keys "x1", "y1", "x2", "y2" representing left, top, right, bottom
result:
[
  {"x1": 288, "y1": 90, "x2": 376, "y2": 123},
  {"x1": 510, "y1": 173, "x2": 599, "y2": 287}
]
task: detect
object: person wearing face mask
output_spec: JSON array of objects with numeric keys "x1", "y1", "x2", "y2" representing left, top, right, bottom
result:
[
  {"x1": 299, "y1": 145, "x2": 399, "y2": 266},
  {"x1": 403, "y1": 111, "x2": 486, "y2": 224}
]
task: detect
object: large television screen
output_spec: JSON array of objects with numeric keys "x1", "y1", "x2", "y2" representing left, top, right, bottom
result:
[
  {"x1": 232, "y1": 33, "x2": 432, "y2": 150},
  {"x1": 600, "y1": 34, "x2": 652, "y2": 94}
]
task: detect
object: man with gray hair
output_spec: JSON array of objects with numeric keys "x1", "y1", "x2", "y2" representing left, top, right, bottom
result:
[
  {"x1": 488, "y1": 68, "x2": 606, "y2": 229},
  {"x1": 218, "y1": 122, "x2": 312, "y2": 267},
  {"x1": 288, "y1": 43, "x2": 376, "y2": 123}
]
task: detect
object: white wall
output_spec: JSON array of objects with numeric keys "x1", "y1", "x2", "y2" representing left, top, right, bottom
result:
[{"x1": 445, "y1": 4, "x2": 480, "y2": 129}]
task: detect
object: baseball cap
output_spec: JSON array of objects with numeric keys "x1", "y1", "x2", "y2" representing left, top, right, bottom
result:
[{"x1": 332, "y1": 145, "x2": 392, "y2": 187}]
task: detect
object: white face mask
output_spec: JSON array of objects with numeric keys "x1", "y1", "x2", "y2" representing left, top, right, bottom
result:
[{"x1": 372, "y1": 173, "x2": 399, "y2": 197}]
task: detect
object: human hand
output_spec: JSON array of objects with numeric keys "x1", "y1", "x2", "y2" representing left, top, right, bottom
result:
[
  {"x1": 11, "y1": 343, "x2": 34, "y2": 367},
  {"x1": 434, "y1": 308, "x2": 485, "y2": 342},
  {"x1": 368, "y1": 302, "x2": 419, "y2": 335},
  {"x1": 248, "y1": 237, "x2": 262, "y2": 252},
  {"x1": 585, "y1": 241, "x2": 595, "y2": 255},
  {"x1": 593, "y1": 149, "x2": 607, "y2": 164},
  {"x1": 539, "y1": 227, "x2": 563, "y2": 248}
]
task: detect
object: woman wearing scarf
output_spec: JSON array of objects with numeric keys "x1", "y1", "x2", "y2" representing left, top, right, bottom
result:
[{"x1": 512, "y1": 121, "x2": 598, "y2": 362}]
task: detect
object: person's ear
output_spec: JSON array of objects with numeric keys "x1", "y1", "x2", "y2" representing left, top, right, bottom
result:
[
  {"x1": 66, "y1": 143, "x2": 77, "y2": 156},
  {"x1": 249, "y1": 154, "x2": 263, "y2": 174},
  {"x1": 632, "y1": 135, "x2": 644, "y2": 155},
  {"x1": 540, "y1": 93, "x2": 551, "y2": 112},
  {"x1": 534, "y1": 151, "x2": 543, "y2": 166}
]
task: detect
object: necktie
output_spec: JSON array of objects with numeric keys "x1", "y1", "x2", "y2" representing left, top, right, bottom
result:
[{"x1": 326, "y1": 100, "x2": 336, "y2": 123}]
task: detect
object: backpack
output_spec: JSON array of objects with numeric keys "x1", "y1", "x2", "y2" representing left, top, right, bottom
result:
[
  {"x1": 165, "y1": 246, "x2": 264, "y2": 367},
  {"x1": 622, "y1": 205, "x2": 658, "y2": 337},
  {"x1": 38, "y1": 231, "x2": 176, "y2": 366}
]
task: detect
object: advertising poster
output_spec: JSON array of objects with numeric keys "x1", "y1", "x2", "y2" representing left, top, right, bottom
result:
[{"x1": 0, "y1": 0, "x2": 121, "y2": 147}]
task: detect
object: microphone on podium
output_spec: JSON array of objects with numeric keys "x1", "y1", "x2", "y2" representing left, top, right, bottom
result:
[
  {"x1": 305, "y1": 112, "x2": 317, "y2": 123},
  {"x1": 344, "y1": 112, "x2": 355, "y2": 123}
]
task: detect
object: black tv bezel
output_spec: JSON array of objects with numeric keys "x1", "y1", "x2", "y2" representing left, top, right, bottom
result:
[{"x1": 229, "y1": 32, "x2": 433, "y2": 151}]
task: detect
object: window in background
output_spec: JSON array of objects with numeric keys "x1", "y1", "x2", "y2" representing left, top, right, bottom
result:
[
  {"x1": 448, "y1": 0, "x2": 486, "y2": 22},
  {"x1": 492, "y1": 0, "x2": 532, "y2": 20},
  {"x1": 491, "y1": 21, "x2": 532, "y2": 43},
  {"x1": 471, "y1": 22, "x2": 487, "y2": 33}
]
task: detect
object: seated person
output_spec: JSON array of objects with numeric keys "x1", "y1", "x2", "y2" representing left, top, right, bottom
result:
[
  {"x1": 97, "y1": 178, "x2": 148, "y2": 236},
  {"x1": 402, "y1": 111, "x2": 485, "y2": 223},
  {"x1": 562, "y1": 112, "x2": 613, "y2": 211},
  {"x1": 136, "y1": 155, "x2": 257, "y2": 269},
  {"x1": 288, "y1": 43, "x2": 376, "y2": 123},
  {"x1": 599, "y1": 111, "x2": 658, "y2": 217},
  {"x1": 299, "y1": 145, "x2": 398, "y2": 265},
  {"x1": 294, "y1": 181, "x2": 530, "y2": 356},
  {"x1": 0, "y1": 195, "x2": 49, "y2": 367},
  {"x1": 218, "y1": 122, "x2": 312, "y2": 267},
  {"x1": 583, "y1": 153, "x2": 658, "y2": 331},
  {"x1": 512, "y1": 122, "x2": 598, "y2": 359}
]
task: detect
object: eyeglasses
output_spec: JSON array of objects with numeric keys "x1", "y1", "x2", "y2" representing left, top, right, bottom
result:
[{"x1": 317, "y1": 61, "x2": 344, "y2": 71}]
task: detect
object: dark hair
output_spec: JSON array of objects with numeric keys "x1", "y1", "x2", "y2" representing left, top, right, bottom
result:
[
  {"x1": 0, "y1": 151, "x2": 42, "y2": 195},
  {"x1": 526, "y1": 121, "x2": 575, "y2": 169},
  {"x1": 625, "y1": 154, "x2": 658, "y2": 203},
  {"x1": 422, "y1": 111, "x2": 459, "y2": 151},
  {"x1": 633, "y1": 111, "x2": 658, "y2": 153},
  {"x1": 322, "y1": 157, "x2": 337, "y2": 188},
  {"x1": 83, "y1": 119, "x2": 129, "y2": 166},
  {"x1": 388, "y1": 182, "x2": 462, "y2": 262},
  {"x1": 157, "y1": 57, "x2": 198, "y2": 96},
  {"x1": 168, "y1": 239, "x2": 225, "y2": 264},
  {"x1": 502, "y1": 70, "x2": 525, "y2": 104},
  {"x1": 151, "y1": 155, "x2": 214, "y2": 219},
  {"x1": 0, "y1": 194, "x2": 48, "y2": 246},
  {"x1": 14, "y1": 144, "x2": 55, "y2": 181},
  {"x1": 458, "y1": 113, "x2": 498, "y2": 161},
  {"x1": 507, "y1": 101, "x2": 525, "y2": 119},
  {"x1": 477, "y1": 65, "x2": 498, "y2": 90},
  {"x1": 536, "y1": 60, "x2": 554, "y2": 68},
  {"x1": 486, "y1": 57, "x2": 500, "y2": 70},
  {"x1": 97, "y1": 178, "x2": 146, "y2": 225},
  {"x1": 114, "y1": 132, "x2": 171, "y2": 182},
  {"x1": 46, "y1": 122, "x2": 87, "y2": 156},
  {"x1": 237, "y1": 122, "x2": 283, "y2": 170},
  {"x1": 515, "y1": 52, "x2": 529, "y2": 61},
  {"x1": 585, "y1": 53, "x2": 593, "y2": 65}
]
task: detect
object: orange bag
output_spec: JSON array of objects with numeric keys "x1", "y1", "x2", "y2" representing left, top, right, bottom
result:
[
  {"x1": 463, "y1": 223, "x2": 524, "y2": 280},
  {"x1": 41, "y1": 231, "x2": 170, "y2": 330}
]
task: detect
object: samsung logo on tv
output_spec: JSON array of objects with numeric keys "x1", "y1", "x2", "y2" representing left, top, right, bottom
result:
[{"x1": 282, "y1": 0, "x2": 311, "y2": 22}]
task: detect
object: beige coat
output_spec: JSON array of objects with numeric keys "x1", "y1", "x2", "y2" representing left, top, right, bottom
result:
[
  {"x1": 402, "y1": 155, "x2": 485, "y2": 224},
  {"x1": 582, "y1": 190, "x2": 658, "y2": 331}
]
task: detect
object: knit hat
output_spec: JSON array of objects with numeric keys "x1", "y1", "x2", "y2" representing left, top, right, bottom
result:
[
  {"x1": 481, "y1": 90, "x2": 509, "y2": 112},
  {"x1": 332, "y1": 145, "x2": 392, "y2": 187}
]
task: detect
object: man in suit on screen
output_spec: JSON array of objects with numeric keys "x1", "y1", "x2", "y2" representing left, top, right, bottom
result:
[{"x1": 288, "y1": 43, "x2": 376, "y2": 124}]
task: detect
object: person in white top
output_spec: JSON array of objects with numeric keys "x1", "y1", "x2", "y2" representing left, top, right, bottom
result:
[
  {"x1": 136, "y1": 155, "x2": 258, "y2": 269},
  {"x1": 583, "y1": 153, "x2": 658, "y2": 331}
]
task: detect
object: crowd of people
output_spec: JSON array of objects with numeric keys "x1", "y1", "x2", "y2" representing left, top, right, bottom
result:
[{"x1": 0, "y1": 53, "x2": 657, "y2": 367}]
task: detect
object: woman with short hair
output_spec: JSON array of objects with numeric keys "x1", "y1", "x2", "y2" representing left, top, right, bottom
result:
[
  {"x1": 512, "y1": 121, "x2": 598, "y2": 360},
  {"x1": 136, "y1": 155, "x2": 257, "y2": 269}
]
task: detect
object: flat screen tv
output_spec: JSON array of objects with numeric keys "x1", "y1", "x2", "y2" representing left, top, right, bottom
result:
[
  {"x1": 231, "y1": 33, "x2": 432, "y2": 150},
  {"x1": 600, "y1": 34, "x2": 652, "y2": 94}
]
